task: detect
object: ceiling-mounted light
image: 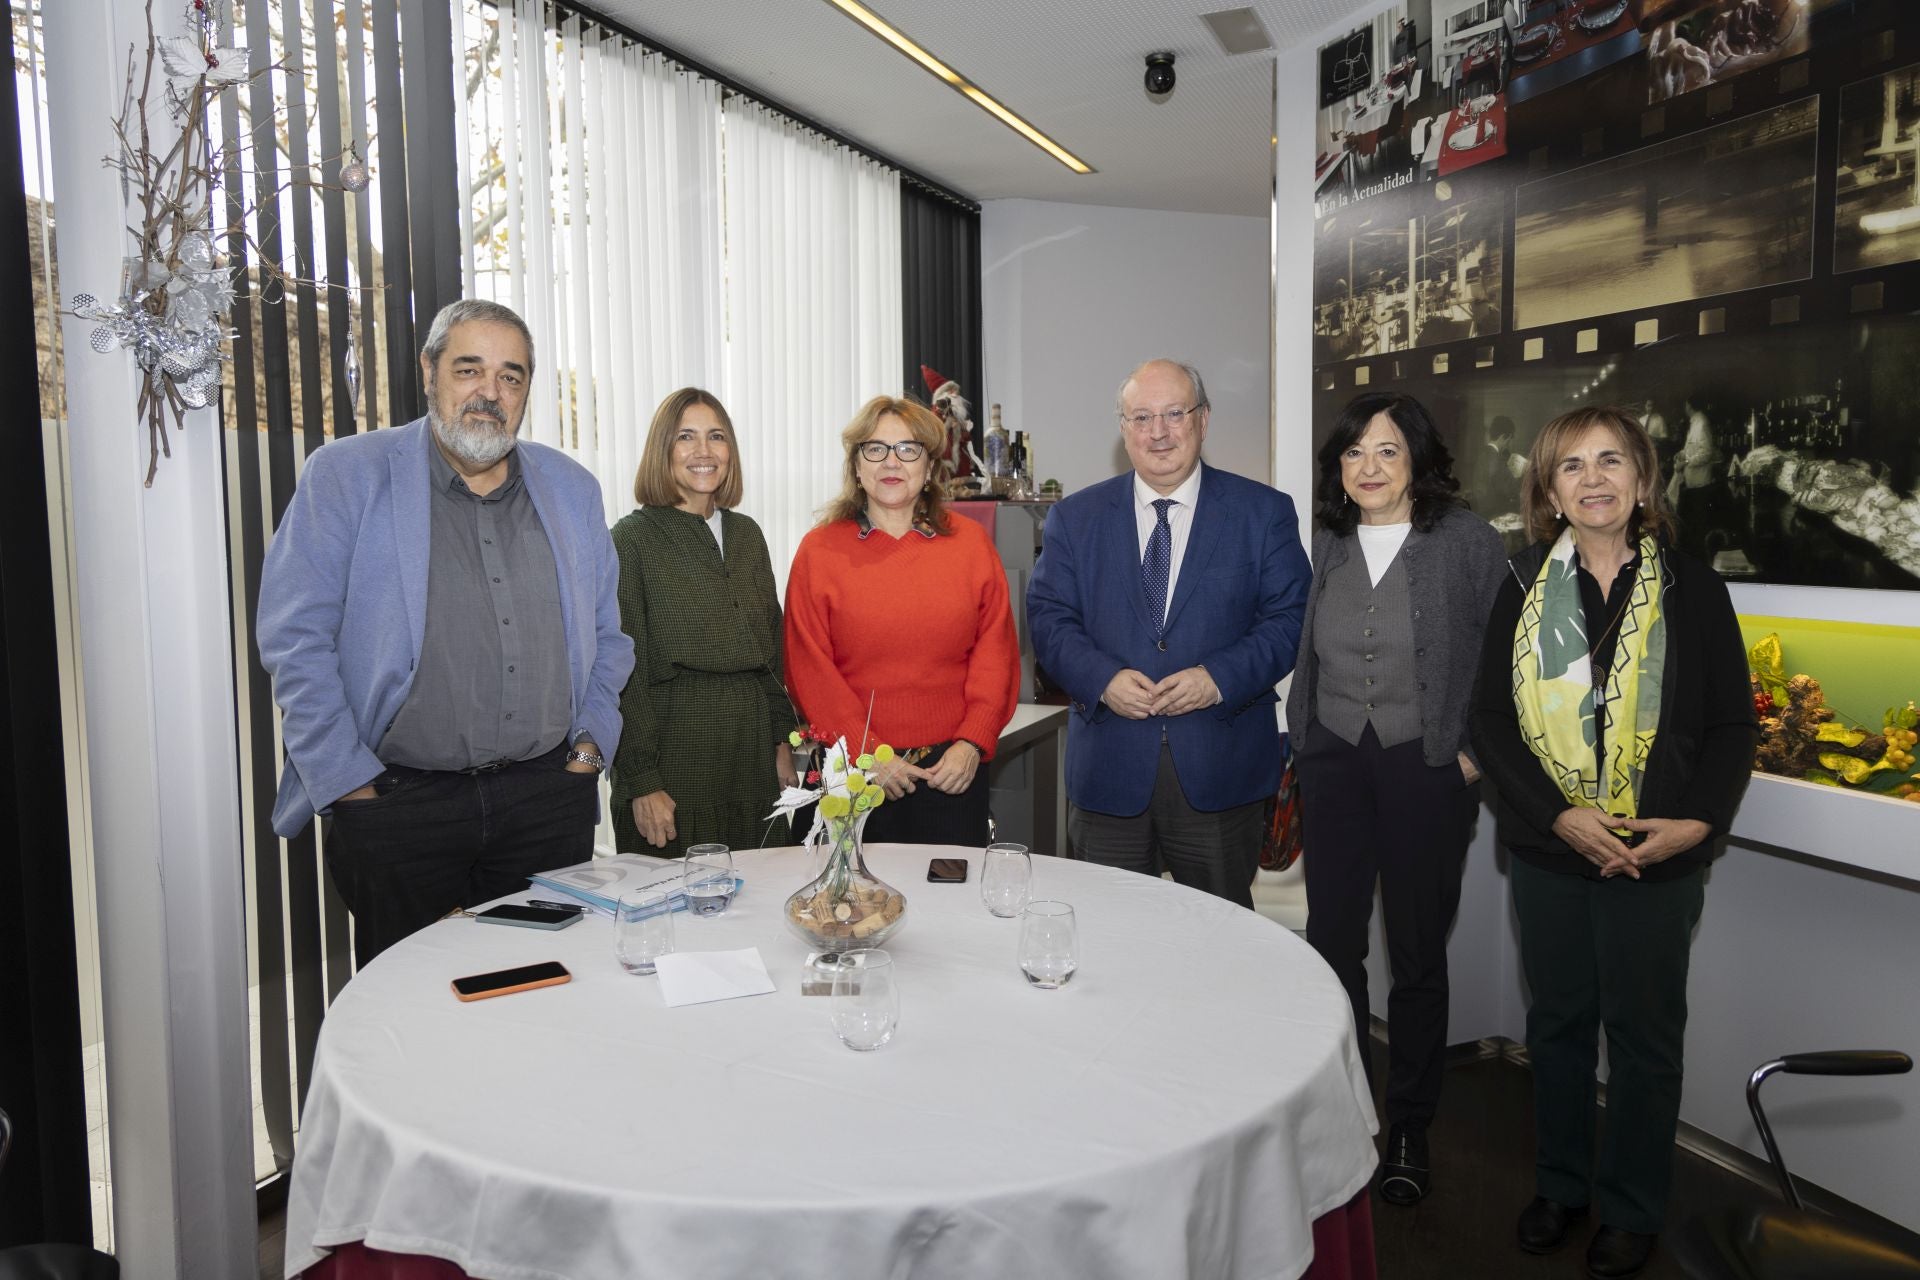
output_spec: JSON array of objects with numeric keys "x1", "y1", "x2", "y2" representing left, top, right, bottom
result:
[
  {"x1": 822, "y1": 0, "x2": 961, "y2": 85},
  {"x1": 822, "y1": 0, "x2": 1095, "y2": 174},
  {"x1": 961, "y1": 87, "x2": 1095, "y2": 174}
]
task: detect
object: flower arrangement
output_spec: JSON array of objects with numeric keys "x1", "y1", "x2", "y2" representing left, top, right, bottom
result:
[
  {"x1": 1748, "y1": 633, "x2": 1920, "y2": 799},
  {"x1": 769, "y1": 729, "x2": 894, "y2": 841},
  {"x1": 768, "y1": 729, "x2": 908, "y2": 951}
]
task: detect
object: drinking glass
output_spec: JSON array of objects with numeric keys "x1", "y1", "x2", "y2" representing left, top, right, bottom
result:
[
  {"x1": 981, "y1": 842, "x2": 1033, "y2": 918},
  {"x1": 614, "y1": 890, "x2": 673, "y2": 975},
  {"x1": 1018, "y1": 901, "x2": 1077, "y2": 989},
  {"x1": 683, "y1": 844, "x2": 734, "y2": 917},
  {"x1": 829, "y1": 949, "x2": 899, "y2": 1051}
]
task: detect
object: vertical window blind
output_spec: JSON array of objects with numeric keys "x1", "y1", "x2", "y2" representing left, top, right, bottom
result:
[{"x1": 459, "y1": 0, "x2": 903, "y2": 588}]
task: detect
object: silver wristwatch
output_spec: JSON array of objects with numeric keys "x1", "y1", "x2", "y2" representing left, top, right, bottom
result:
[{"x1": 565, "y1": 747, "x2": 608, "y2": 771}]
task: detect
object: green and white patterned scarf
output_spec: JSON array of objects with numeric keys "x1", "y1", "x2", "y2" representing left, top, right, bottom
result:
[{"x1": 1510, "y1": 528, "x2": 1666, "y2": 817}]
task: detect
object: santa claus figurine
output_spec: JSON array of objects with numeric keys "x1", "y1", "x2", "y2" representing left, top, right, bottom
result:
[{"x1": 920, "y1": 363, "x2": 981, "y2": 485}]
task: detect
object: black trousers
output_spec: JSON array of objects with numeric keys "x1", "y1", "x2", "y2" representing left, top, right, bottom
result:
[
  {"x1": 1511, "y1": 857, "x2": 1705, "y2": 1234},
  {"x1": 1297, "y1": 721, "x2": 1478, "y2": 1128},
  {"x1": 860, "y1": 741, "x2": 991, "y2": 847},
  {"x1": 322, "y1": 743, "x2": 600, "y2": 966},
  {"x1": 1067, "y1": 744, "x2": 1265, "y2": 908}
]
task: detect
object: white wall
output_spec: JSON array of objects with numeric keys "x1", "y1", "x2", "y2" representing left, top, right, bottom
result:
[
  {"x1": 980, "y1": 199, "x2": 1272, "y2": 499},
  {"x1": 1277, "y1": 6, "x2": 1920, "y2": 1231}
]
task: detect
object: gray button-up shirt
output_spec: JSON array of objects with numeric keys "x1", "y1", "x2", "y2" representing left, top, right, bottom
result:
[{"x1": 377, "y1": 443, "x2": 573, "y2": 770}]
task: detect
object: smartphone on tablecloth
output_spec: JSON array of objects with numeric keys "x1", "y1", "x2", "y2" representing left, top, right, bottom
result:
[
  {"x1": 474, "y1": 903, "x2": 582, "y2": 930},
  {"x1": 450, "y1": 960, "x2": 571, "y2": 1001},
  {"x1": 927, "y1": 857, "x2": 969, "y2": 883}
]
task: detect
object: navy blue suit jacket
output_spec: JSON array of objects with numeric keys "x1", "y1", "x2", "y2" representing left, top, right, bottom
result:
[{"x1": 1027, "y1": 464, "x2": 1311, "y2": 817}]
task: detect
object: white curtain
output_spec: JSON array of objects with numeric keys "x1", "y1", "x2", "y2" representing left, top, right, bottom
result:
[
  {"x1": 720, "y1": 101, "x2": 903, "y2": 594},
  {"x1": 461, "y1": 2, "x2": 725, "y2": 522}
]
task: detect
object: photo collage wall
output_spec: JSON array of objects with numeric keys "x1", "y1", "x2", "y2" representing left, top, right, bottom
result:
[{"x1": 1310, "y1": 0, "x2": 1920, "y2": 590}]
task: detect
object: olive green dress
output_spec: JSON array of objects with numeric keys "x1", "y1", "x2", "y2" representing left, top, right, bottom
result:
[{"x1": 609, "y1": 506, "x2": 794, "y2": 856}]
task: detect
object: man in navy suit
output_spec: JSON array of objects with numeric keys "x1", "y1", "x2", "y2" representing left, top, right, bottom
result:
[{"x1": 1028, "y1": 359, "x2": 1310, "y2": 907}]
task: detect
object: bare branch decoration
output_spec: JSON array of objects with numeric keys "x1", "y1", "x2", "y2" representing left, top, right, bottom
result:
[{"x1": 70, "y1": 0, "x2": 376, "y2": 485}]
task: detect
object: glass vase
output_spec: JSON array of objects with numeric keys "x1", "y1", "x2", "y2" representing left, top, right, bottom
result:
[{"x1": 784, "y1": 810, "x2": 907, "y2": 956}]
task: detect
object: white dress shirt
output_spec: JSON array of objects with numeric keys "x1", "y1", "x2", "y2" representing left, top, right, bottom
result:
[{"x1": 1133, "y1": 466, "x2": 1204, "y2": 629}]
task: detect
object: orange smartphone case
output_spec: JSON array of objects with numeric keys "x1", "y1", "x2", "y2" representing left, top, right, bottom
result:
[{"x1": 450, "y1": 963, "x2": 571, "y2": 1001}]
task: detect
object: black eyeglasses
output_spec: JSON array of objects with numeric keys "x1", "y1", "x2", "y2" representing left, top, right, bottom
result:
[{"x1": 857, "y1": 440, "x2": 927, "y2": 462}]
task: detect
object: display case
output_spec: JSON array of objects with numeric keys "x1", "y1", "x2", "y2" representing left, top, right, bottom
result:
[{"x1": 1733, "y1": 614, "x2": 1920, "y2": 885}]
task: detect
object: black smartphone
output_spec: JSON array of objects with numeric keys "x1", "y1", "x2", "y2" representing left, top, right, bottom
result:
[
  {"x1": 474, "y1": 903, "x2": 582, "y2": 930},
  {"x1": 927, "y1": 857, "x2": 969, "y2": 883},
  {"x1": 450, "y1": 960, "x2": 571, "y2": 1001}
]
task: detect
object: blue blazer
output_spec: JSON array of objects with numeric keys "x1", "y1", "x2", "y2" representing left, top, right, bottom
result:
[
  {"x1": 1028, "y1": 464, "x2": 1311, "y2": 817},
  {"x1": 256, "y1": 420, "x2": 635, "y2": 837}
]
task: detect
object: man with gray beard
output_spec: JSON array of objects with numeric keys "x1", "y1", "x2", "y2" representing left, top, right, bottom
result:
[{"x1": 258, "y1": 299, "x2": 633, "y2": 964}]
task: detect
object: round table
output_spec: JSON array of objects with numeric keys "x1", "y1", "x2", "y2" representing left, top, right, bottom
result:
[{"x1": 285, "y1": 846, "x2": 1379, "y2": 1280}]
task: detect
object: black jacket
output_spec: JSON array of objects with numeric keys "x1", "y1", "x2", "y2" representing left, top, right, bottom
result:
[{"x1": 1469, "y1": 540, "x2": 1757, "y2": 880}]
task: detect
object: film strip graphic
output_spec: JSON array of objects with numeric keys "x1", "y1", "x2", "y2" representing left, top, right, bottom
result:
[{"x1": 1312, "y1": 2, "x2": 1920, "y2": 390}]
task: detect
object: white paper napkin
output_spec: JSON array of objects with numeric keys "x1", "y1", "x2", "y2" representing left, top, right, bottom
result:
[{"x1": 654, "y1": 948, "x2": 777, "y2": 1007}]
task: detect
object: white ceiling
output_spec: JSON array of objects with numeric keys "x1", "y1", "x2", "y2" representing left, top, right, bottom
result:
[{"x1": 594, "y1": 0, "x2": 1369, "y2": 216}]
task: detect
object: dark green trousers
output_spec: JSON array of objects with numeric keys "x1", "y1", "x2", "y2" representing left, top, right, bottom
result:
[{"x1": 1511, "y1": 857, "x2": 1705, "y2": 1235}]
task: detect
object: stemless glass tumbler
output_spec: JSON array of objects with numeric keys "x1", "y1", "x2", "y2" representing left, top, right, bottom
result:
[
  {"x1": 981, "y1": 842, "x2": 1033, "y2": 918},
  {"x1": 1018, "y1": 901, "x2": 1078, "y2": 989},
  {"x1": 615, "y1": 889, "x2": 674, "y2": 975},
  {"x1": 683, "y1": 844, "x2": 735, "y2": 917},
  {"x1": 829, "y1": 949, "x2": 899, "y2": 1051}
]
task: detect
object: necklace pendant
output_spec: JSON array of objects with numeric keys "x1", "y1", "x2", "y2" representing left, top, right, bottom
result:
[{"x1": 1591, "y1": 659, "x2": 1608, "y2": 691}]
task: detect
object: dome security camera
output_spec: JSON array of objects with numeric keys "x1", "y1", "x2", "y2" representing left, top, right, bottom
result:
[{"x1": 1144, "y1": 52, "x2": 1176, "y2": 97}]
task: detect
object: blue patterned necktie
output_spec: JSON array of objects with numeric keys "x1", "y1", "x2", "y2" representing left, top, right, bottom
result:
[{"x1": 1142, "y1": 498, "x2": 1175, "y2": 638}]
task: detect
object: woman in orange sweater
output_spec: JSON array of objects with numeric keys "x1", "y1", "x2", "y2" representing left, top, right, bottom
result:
[{"x1": 785, "y1": 396, "x2": 1020, "y2": 846}]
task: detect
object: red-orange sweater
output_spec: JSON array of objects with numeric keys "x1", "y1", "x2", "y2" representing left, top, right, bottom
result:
[{"x1": 784, "y1": 515, "x2": 1019, "y2": 759}]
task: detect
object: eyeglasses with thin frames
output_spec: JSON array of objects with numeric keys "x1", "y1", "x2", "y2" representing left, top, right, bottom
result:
[
  {"x1": 857, "y1": 440, "x2": 927, "y2": 462},
  {"x1": 1119, "y1": 405, "x2": 1205, "y2": 432}
]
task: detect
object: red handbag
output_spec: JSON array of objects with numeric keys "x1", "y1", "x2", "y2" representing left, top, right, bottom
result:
[{"x1": 1260, "y1": 732, "x2": 1304, "y2": 873}]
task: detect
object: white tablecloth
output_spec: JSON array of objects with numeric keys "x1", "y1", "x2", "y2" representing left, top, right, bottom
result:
[{"x1": 285, "y1": 847, "x2": 1378, "y2": 1280}]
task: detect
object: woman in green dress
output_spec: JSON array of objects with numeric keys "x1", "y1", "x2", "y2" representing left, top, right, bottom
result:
[{"x1": 610, "y1": 388, "x2": 797, "y2": 855}]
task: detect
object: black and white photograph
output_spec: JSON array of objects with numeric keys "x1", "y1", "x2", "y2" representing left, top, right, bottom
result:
[
  {"x1": 1413, "y1": 195, "x2": 1506, "y2": 346},
  {"x1": 1315, "y1": 189, "x2": 1505, "y2": 363},
  {"x1": 1511, "y1": 96, "x2": 1818, "y2": 329},
  {"x1": 1313, "y1": 316, "x2": 1920, "y2": 588},
  {"x1": 1835, "y1": 62, "x2": 1920, "y2": 275},
  {"x1": 1642, "y1": 0, "x2": 1820, "y2": 104},
  {"x1": 1314, "y1": 192, "x2": 1418, "y2": 362}
]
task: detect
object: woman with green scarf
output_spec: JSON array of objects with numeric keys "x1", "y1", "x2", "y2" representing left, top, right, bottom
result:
[{"x1": 1470, "y1": 406, "x2": 1756, "y2": 1280}]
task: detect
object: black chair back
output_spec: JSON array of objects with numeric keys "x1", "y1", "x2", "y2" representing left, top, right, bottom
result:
[{"x1": 1673, "y1": 1050, "x2": 1920, "y2": 1280}]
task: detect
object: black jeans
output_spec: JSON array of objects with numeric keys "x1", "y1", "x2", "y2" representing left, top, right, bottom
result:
[
  {"x1": 323, "y1": 743, "x2": 600, "y2": 966},
  {"x1": 1297, "y1": 721, "x2": 1478, "y2": 1128},
  {"x1": 1511, "y1": 856, "x2": 1705, "y2": 1234},
  {"x1": 1067, "y1": 744, "x2": 1266, "y2": 908},
  {"x1": 860, "y1": 741, "x2": 990, "y2": 846}
]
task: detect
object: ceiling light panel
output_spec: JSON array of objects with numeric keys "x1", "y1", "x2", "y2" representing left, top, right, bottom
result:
[{"x1": 822, "y1": 0, "x2": 1095, "y2": 173}]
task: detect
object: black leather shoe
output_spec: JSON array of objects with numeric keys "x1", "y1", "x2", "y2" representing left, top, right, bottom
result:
[
  {"x1": 1586, "y1": 1225, "x2": 1656, "y2": 1278},
  {"x1": 1516, "y1": 1195, "x2": 1590, "y2": 1254},
  {"x1": 1378, "y1": 1123, "x2": 1430, "y2": 1205}
]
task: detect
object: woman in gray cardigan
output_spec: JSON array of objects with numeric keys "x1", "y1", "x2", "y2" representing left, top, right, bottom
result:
[{"x1": 1285, "y1": 392, "x2": 1506, "y2": 1206}]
